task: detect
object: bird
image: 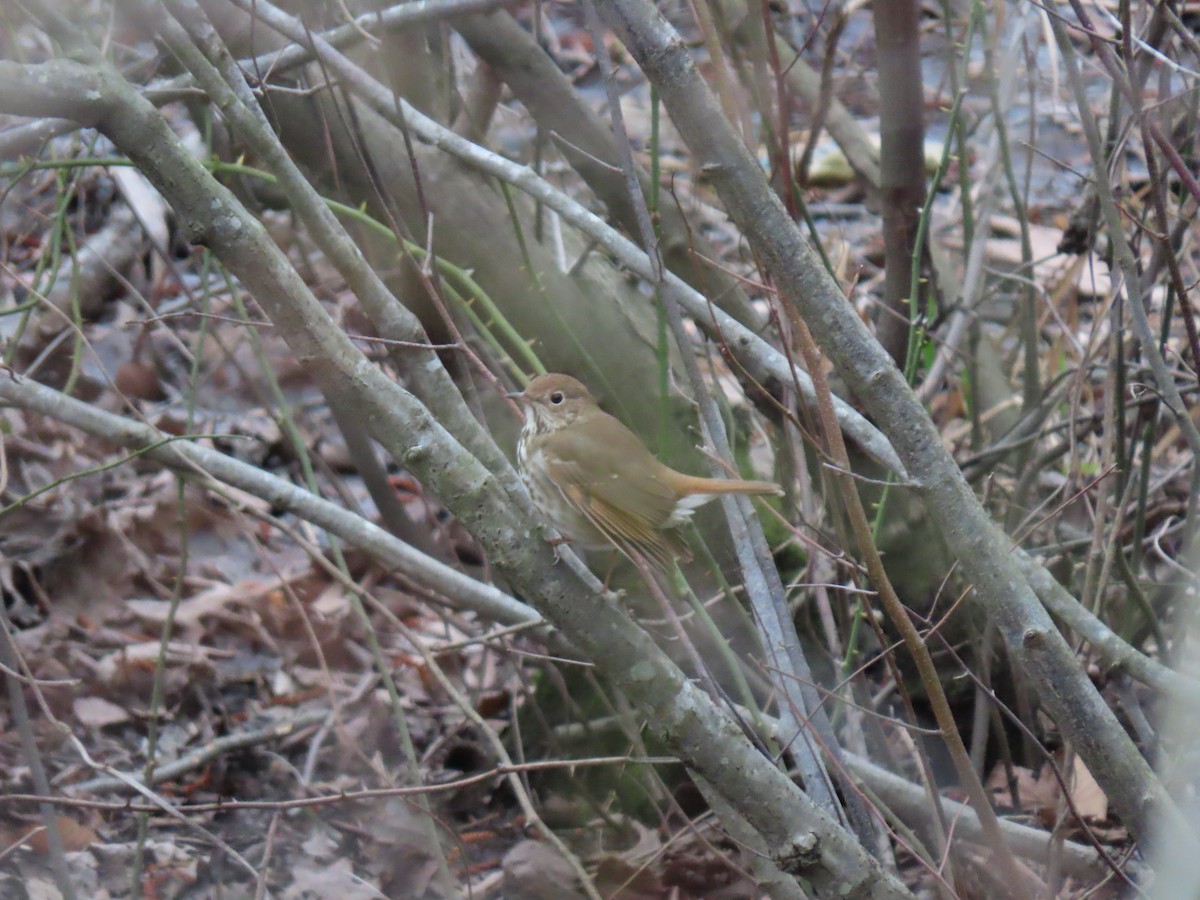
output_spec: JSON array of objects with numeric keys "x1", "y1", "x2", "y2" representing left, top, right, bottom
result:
[{"x1": 510, "y1": 373, "x2": 781, "y2": 569}]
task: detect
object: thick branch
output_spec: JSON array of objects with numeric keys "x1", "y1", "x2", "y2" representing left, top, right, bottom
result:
[
  {"x1": 0, "y1": 58, "x2": 909, "y2": 898},
  {"x1": 593, "y1": 0, "x2": 1189, "y2": 847}
]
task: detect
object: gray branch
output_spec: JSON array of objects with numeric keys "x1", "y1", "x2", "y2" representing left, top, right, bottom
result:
[
  {"x1": 0, "y1": 57, "x2": 909, "y2": 898},
  {"x1": 593, "y1": 0, "x2": 1190, "y2": 848}
]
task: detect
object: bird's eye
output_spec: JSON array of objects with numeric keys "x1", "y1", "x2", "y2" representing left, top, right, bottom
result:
[{"x1": 550, "y1": 391, "x2": 565, "y2": 405}]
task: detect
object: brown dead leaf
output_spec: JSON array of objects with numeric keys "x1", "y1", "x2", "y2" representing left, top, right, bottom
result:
[
  {"x1": 114, "y1": 358, "x2": 165, "y2": 401},
  {"x1": 1069, "y1": 754, "x2": 1108, "y2": 822},
  {"x1": 593, "y1": 854, "x2": 665, "y2": 899},
  {"x1": 94, "y1": 640, "x2": 224, "y2": 694},
  {"x1": 125, "y1": 576, "x2": 287, "y2": 632},
  {"x1": 987, "y1": 755, "x2": 1108, "y2": 827},
  {"x1": 363, "y1": 798, "x2": 457, "y2": 898},
  {"x1": 503, "y1": 840, "x2": 586, "y2": 900},
  {"x1": 660, "y1": 829, "x2": 753, "y2": 898},
  {"x1": 3, "y1": 817, "x2": 98, "y2": 855},
  {"x1": 987, "y1": 764, "x2": 1060, "y2": 824},
  {"x1": 987, "y1": 764, "x2": 1039, "y2": 808},
  {"x1": 72, "y1": 695, "x2": 131, "y2": 728},
  {"x1": 957, "y1": 842, "x2": 1047, "y2": 898},
  {"x1": 282, "y1": 858, "x2": 381, "y2": 900},
  {"x1": 311, "y1": 582, "x2": 351, "y2": 619}
]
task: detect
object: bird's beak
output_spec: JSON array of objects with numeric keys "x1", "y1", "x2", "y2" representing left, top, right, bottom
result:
[{"x1": 506, "y1": 389, "x2": 525, "y2": 402}]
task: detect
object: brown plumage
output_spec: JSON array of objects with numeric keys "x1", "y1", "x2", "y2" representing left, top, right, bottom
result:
[{"x1": 512, "y1": 374, "x2": 781, "y2": 569}]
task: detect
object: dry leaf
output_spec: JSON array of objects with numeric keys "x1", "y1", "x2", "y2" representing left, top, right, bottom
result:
[
  {"x1": 503, "y1": 840, "x2": 585, "y2": 900},
  {"x1": 73, "y1": 695, "x2": 131, "y2": 728},
  {"x1": 1069, "y1": 754, "x2": 1108, "y2": 822},
  {"x1": 6, "y1": 817, "x2": 99, "y2": 855},
  {"x1": 283, "y1": 858, "x2": 380, "y2": 900},
  {"x1": 990, "y1": 764, "x2": 1060, "y2": 826}
]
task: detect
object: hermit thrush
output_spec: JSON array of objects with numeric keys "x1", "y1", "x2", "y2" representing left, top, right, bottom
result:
[{"x1": 511, "y1": 373, "x2": 781, "y2": 569}]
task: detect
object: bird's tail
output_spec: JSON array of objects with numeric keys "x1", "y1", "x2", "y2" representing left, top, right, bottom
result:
[{"x1": 674, "y1": 476, "x2": 782, "y2": 511}]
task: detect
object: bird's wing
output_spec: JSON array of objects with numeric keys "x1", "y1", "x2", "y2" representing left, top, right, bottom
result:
[
  {"x1": 541, "y1": 416, "x2": 688, "y2": 568},
  {"x1": 556, "y1": 482, "x2": 681, "y2": 570}
]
